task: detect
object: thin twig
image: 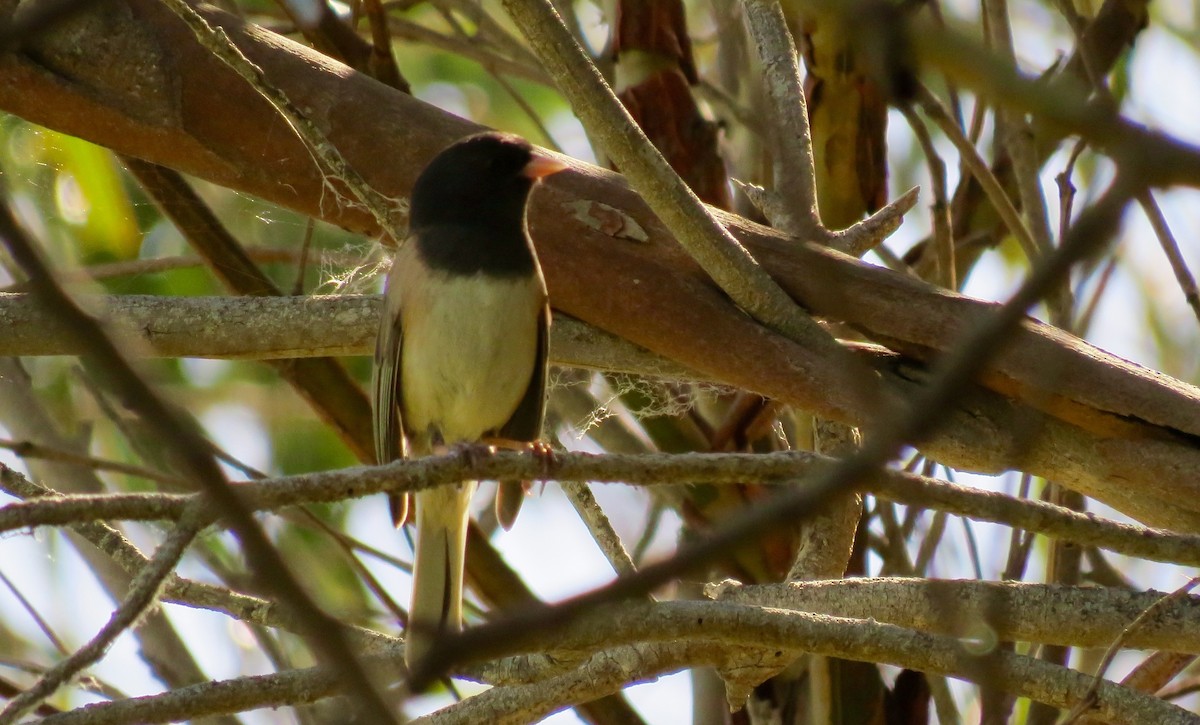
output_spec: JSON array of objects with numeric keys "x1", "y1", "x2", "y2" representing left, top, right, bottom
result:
[
  {"x1": 1060, "y1": 576, "x2": 1200, "y2": 724},
  {"x1": 382, "y1": 15, "x2": 550, "y2": 85},
  {"x1": 1074, "y1": 254, "x2": 1119, "y2": 336},
  {"x1": 900, "y1": 104, "x2": 955, "y2": 288},
  {"x1": 9, "y1": 444, "x2": 1200, "y2": 569},
  {"x1": 295, "y1": 508, "x2": 410, "y2": 625},
  {"x1": 434, "y1": 6, "x2": 562, "y2": 152},
  {"x1": 0, "y1": 194, "x2": 395, "y2": 720},
  {"x1": 826, "y1": 189, "x2": 921, "y2": 258},
  {"x1": 912, "y1": 509, "x2": 947, "y2": 575},
  {"x1": 0, "y1": 437, "x2": 187, "y2": 486},
  {"x1": 0, "y1": 570, "x2": 68, "y2": 655},
  {"x1": 915, "y1": 83, "x2": 1043, "y2": 266},
  {"x1": 959, "y1": 516, "x2": 985, "y2": 580},
  {"x1": 873, "y1": 501, "x2": 915, "y2": 576},
  {"x1": 35, "y1": 661, "x2": 346, "y2": 725},
  {"x1": 433, "y1": 0, "x2": 541, "y2": 68},
  {"x1": 561, "y1": 481, "x2": 640, "y2": 578},
  {"x1": 631, "y1": 499, "x2": 666, "y2": 566},
  {"x1": 0, "y1": 505, "x2": 206, "y2": 723},
  {"x1": 500, "y1": 0, "x2": 870, "y2": 399},
  {"x1": 290, "y1": 218, "x2": 316, "y2": 296},
  {"x1": 1137, "y1": 191, "x2": 1200, "y2": 327}
]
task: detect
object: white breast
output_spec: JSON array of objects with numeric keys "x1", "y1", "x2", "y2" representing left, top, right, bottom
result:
[{"x1": 392, "y1": 242, "x2": 544, "y2": 446}]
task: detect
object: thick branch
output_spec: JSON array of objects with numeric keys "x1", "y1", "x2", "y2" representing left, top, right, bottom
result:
[
  {"x1": 544, "y1": 601, "x2": 1196, "y2": 725},
  {"x1": 741, "y1": 0, "x2": 824, "y2": 238},
  {"x1": 31, "y1": 594, "x2": 1200, "y2": 724},
  {"x1": 501, "y1": 0, "x2": 858, "y2": 380},
  {"x1": 709, "y1": 579, "x2": 1200, "y2": 654},
  {"x1": 4, "y1": 1, "x2": 1200, "y2": 530},
  {"x1": 0, "y1": 293, "x2": 692, "y2": 376}
]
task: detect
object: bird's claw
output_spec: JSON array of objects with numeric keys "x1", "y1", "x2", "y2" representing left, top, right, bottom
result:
[{"x1": 527, "y1": 440, "x2": 556, "y2": 477}]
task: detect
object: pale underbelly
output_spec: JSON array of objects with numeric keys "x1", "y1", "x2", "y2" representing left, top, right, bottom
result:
[{"x1": 400, "y1": 272, "x2": 541, "y2": 446}]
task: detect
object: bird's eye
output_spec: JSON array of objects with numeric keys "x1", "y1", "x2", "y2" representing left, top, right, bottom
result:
[{"x1": 486, "y1": 151, "x2": 510, "y2": 170}]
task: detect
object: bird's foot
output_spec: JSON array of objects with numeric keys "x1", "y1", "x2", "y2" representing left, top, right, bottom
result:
[
  {"x1": 527, "y1": 440, "x2": 557, "y2": 478},
  {"x1": 480, "y1": 438, "x2": 556, "y2": 476}
]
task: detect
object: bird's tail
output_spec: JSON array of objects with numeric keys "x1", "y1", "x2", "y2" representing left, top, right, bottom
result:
[{"x1": 406, "y1": 482, "x2": 476, "y2": 669}]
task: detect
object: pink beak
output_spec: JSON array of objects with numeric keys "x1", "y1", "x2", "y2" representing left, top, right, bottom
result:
[{"x1": 522, "y1": 154, "x2": 569, "y2": 180}]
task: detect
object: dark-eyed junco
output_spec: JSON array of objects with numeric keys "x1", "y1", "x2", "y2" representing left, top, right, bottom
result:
[{"x1": 372, "y1": 132, "x2": 565, "y2": 668}]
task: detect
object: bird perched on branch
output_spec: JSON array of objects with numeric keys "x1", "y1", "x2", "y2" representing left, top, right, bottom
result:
[{"x1": 372, "y1": 132, "x2": 564, "y2": 668}]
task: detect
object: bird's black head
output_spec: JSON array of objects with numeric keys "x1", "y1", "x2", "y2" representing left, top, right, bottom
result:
[
  {"x1": 408, "y1": 132, "x2": 565, "y2": 276},
  {"x1": 410, "y1": 132, "x2": 559, "y2": 231}
]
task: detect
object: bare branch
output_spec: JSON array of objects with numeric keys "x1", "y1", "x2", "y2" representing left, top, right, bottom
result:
[
  {"x1": 36, "y1": 663, "x2": 344, "y2": 725},
  {"x1": 500, "y1": 0, "x2": 874, "y2": 405},
  {"x1": 741, "y1": 0, "x2": 825, "y2": 240},
  {"x1": 561, "y1": 482, "x2": 640, "y2": 578},
  {"x1": 710, "y1": 578, "x2": 1200, "y2": 654},
  {"x1": 0, "y1": 506, "x2": 205, "y2": 723},
  {"x1": 9, "y1": 448, "x2": 1200, "y2": 569},
  {"x1": 0, "y1": 197, "x2": 396, "y2": 722},
  {"x1": 1137, "y1": 191, "x2": 1200, "y2": 328}
]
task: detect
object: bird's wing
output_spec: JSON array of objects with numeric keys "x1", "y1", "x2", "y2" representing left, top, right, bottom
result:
[
  {"x1": 498, "y1": 300, "x2": 549, "y2": 443},
  {"x1": 373, "y1": 253, "x2": 410, "y2": 525},
  {"x1": 494, "y1": 301, "x2": 549, "y2": 530}
]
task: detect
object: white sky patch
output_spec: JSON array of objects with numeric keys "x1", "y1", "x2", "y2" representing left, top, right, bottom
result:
[
  {"x1": 7, "y1": 7, "x2": 1200, "y2": 721},
  {"x1": 180, "y1": 357, "x2": 233, "y2": 389},
  {"x1": 495, "y1": 483, "x2": 619, "y2": 600},
  {"x1": 200, "y1": 402, "x2": 272, "y2": 475},
  {"x1": 1129, "y1": 27, "x2": 1200, "y2": 146},
  {"x1": 549, "y1": 110, "x2": 597, "y2": 165},
  {"x1": 417, "y1": 83, "x2": 491, "y2": 123}
]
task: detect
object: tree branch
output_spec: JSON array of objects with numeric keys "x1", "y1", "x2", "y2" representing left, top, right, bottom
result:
[
  {"x1": 500, "y1": 0, "x2": 876, "y2": 408},
  {"x1": 709, "y1": 578, "x2": 1200, "y2": 654},
  {"x1": 32, "y1": 592, "x2": 1200, "y2": 725},
  {"x1": 36, "y1": 663, "x2": 345, "y2": 725},
  {"x1": 5, "y1": 2, "x2": 1200, "y2": 530},
  {"x1": 9, "y1": 447, "x2": 1200, "y2": 578},
  {"x1": 0, "y1": 196, "x2": 396, "y2": 723},
  {"x1": 0, "y1": 507, "x2": 205, "y2": 723}
]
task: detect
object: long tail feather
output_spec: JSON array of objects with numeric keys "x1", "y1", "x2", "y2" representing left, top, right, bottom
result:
[{"x1": 406, "y1": 482, "x2": 475, "y2": 669}]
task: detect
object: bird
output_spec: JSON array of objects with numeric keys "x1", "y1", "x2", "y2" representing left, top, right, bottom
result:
[{"x1": 372, "y1": 131, "x2": 565, "y2": 669}]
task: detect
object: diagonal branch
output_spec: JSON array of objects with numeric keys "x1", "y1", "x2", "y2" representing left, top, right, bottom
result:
[
  {"x1": 5, "y1": 1, "x2": 1200, "y2": 523},
  {"x1": 30, "y1": 592, "x2": 1200, "y2": 725},
  {"x1": 122, "y1": 158, "x2": 378, "y2": 461},
  {"x1": 0, "y1": 505, "x2": 206, "y2": 723},
  {"x1": 0, "y1": 196, "x2": 397, "y2": 722},
  {"x1": 500, "y1": 0, "x2": 878, "y2": 413},
  {"x1": 741, "y1": 0, "x2": 825, "y2": 240}
]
